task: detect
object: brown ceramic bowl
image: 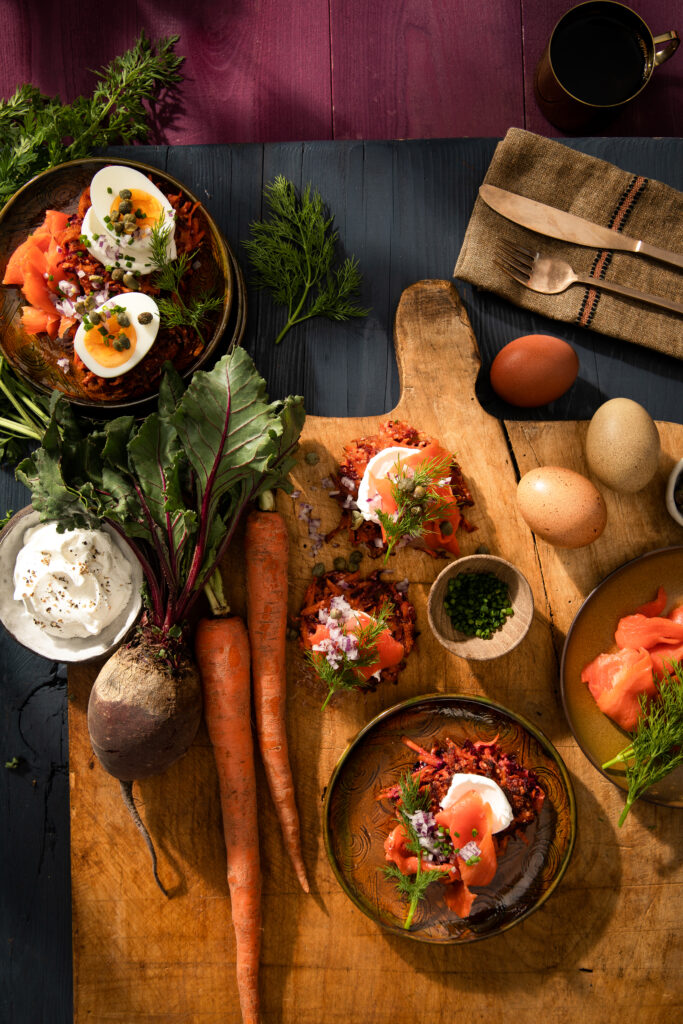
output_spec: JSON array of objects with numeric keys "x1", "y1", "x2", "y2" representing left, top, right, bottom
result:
[
  {"x1": 0, "y1": 505, "x2": 143, "y2": 662},
  {"x1": 0, "y1": 157, "x2": 236, "y2": 411},
  {"x1": 427, "y1": 554, "x2": 534, "y2": 660},
  {"x1": 561, "y1": 546, "x2": 683, "y2": 807},
  {"x1": 323, "y1": 693, "x2": 576, "y2": 943}
]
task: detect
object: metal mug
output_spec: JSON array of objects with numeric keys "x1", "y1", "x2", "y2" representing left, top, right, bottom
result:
[{"x1": 534, "y1": 0, "x2": 680, "y2": 131}]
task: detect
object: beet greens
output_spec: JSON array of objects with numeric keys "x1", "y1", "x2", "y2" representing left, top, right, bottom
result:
[{"x1": 17, "y1": 348, "x2": 305, "y2": 635}]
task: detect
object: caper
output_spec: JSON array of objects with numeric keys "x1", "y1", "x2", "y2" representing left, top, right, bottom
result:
[
  {"x1": 111, "y1": 268, "x2": 125, "y2": 282},
  {"x1": 118, "y1": 199, "x2": 133, "y2": 215},
  {"x1": 137, "y1": 311, "x2": 153, "y2": 325},
  {"x1": 116, "y1": 312, "x2": 130, "y2": 327},
  {"x1": 439, "y1": 521, "x2": 454, "y2": 536},
  {"x1": 122, "y1": 273, "x2": 137, "y2": 288},
  {"x1": 113, "y1": 339, "x2": 125, "y2": 352},
  {"x1": 312, "y1": 562, "x2": 326, "y2": 577},
  {"x1": 119, "y1": 189, "x2": 132, "y2": 200},
  {"x1": 350, "y1": 510, "x2": 365, "y2": 530},
  {"x1": 348, "y1": 549, "x2": 362, "y2": 566},
  {"x1": 475, "y1": 543, "x2": 490, "y2": 554},
  {"x1": 124, "y1": 215, "x2": 137, "y2": 231},
  {"x1": 84, "y1": 295, "x2": 96, "y2": 311},
  {"x1": 89, "y1": 311, "x2": 102, "y2": 325},
  {"x1": 88, "y1": 274, "x2": 104, "y2": 287},
  {"x1": 121, "y1": 336, "x2": 131, "y2": 350},
  {"x1": 397, "y1": 476, "x2": 415, "y2": 492},
  {"x1": 304, "y1": 450, "x2": 320, "y2": 465},
  {"x1": 75, "y1": 301, "x2": 87, "y2": 315},
  {"x1": 412, "y1": 485, "x2": 426, "y2": 500},
  {"x1": 113, "y1": 223, "x2": 124, "y2": 235},
  {"x1": 109, "y1": 209, "x2": 121, "y2": 223},
  {"x1": 333, "y1": 556, "x2": 348, "y2": 571}
]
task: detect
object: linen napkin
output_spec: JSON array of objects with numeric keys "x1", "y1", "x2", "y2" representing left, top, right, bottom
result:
[{"x1": 454, "y1": 128, "x2": 682, "y2": 360}]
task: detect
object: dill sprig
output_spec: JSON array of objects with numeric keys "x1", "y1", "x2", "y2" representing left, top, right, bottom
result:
[
  {"x1": 243, "y1": 175, "x2": 369, "y2": 345},
  {"x1": 0, "y1": 33, "x2": 184, "y2": 208},
  {"x1": 308, "y1": 603, "x2": 393, "y2": 710},
  {"x1": 149, "y1": 221, "x2": 222, "y2": 345},
  {"x1": 383, "y1": 771, "x2": 445, "y2": 930},
  {"x1": 602, "y1": 660, "x2": 683, "y2": 826},
  {"x1": 376, "y1": 454, "x2": 455, "y2": 559}
]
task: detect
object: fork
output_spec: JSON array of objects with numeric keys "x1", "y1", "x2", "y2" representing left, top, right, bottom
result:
[{"x1": 495, "y1": 239, "x2": 683, "y2": 315}]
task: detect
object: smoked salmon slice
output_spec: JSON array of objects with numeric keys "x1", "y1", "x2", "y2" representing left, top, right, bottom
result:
[
  {"x1": 305, "y1": 610, "x2": 404, "y2": 681},
  {"x1": 614, "y1": 614, "x2": 683, "y2": 650},
  {"x1": 581, "y1": 647, "x2": 657, "y2": 732},
  {"x1": 369, "y1": 441, "x2": 463, "y2": 554},
  {"x1": 633, "y1": 586, "x2": 668, "y2": 618},
  {"x1": 436, "y1": 789, "x2": 497, "y2": 887}
]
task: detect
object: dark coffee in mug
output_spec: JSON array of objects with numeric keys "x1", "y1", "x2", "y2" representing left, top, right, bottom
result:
[{"x1": 550, "y1": 11, "x2": 648, "y2": 105}]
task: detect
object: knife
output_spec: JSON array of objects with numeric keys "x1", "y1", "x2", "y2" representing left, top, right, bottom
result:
[{"x1": 479, "y1": 184, "x2": 683, "y2": 271}]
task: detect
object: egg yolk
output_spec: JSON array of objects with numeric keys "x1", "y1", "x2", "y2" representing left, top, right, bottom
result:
[
  {"x1": 83, "y1": 314, "x2": 137, "y2": 368},
  {"x1": 110, "y1": 188, "x2": 163, "y2": 231}
]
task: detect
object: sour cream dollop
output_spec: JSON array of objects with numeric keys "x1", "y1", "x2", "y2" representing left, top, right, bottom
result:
[
  {"x1": 356, "y1": 445, "x2": 421, "y2": 524},
  {"x1": 440, "y1": 773, "x2": 514, "y2": 834},
  {"x1": 13, "y1": 523, "x2": 134, "y2": 639}
]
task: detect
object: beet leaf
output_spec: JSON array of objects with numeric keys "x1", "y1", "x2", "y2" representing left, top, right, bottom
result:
[{"x1": 17, "y1": 350, "x2": 305, "y2": 632}]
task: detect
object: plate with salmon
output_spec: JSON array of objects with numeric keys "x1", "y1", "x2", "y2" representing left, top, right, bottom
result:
[
  {"x1": 561, "y1": 545, "x2": 683, "y2": 807},
  {"x1": 0, "y1": 157, "x2": 240, "y2": 410},
  {"x1": 323, "y1": 693, "x2": 575, "y2": 942}
]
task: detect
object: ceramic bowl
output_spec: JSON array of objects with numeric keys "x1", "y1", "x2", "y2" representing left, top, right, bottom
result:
[
  {"x1": 323, "y1": 693, "x2": 576, "y2": 943},
  {"x1": 0, "y1": 157, "x2": 235, "y2": 411},
  {"x1": 427, "y1": 553, "x2": 534, "y2": 660},
  {"x1": 0, "y1": 506, "x2": 143, "y2": 662},
  {"x1": 665, "y1": 459, "x2": 683, "y2": 527},
  {"x1": 560, "y1": 545, "x2": 683, "y2": 807}
]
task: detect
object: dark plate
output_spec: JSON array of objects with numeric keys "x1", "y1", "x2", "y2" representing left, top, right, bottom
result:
[
  {"x1": 0, "y1": 157, "x2": 236, "y2": 411},
  {"x1": 561, "y1": 546, "x2": 683, "y2": 806},
  {"x1": 323, "y1": 693, "x2": 576, "y2": 943}
]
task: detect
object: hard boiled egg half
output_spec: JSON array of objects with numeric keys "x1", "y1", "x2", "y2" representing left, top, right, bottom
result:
[
  {"x1": 80, "y1": 165, "x2": 176, "y2": 276},
  {"x1": 73, "y1": 293, "x2": 160, "y2": 378}
]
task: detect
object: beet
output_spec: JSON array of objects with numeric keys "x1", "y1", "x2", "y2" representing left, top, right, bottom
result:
[
  {"x1": 88, "y1": 641, "x2": 202, "y2": 780},
  {"x1": 87, "y1": 639, "x2": 202, "y2": 895}
]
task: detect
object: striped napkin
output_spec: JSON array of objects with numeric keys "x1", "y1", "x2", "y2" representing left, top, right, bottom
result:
[{"x1": 454, "y1": 128, "x2": 682, "y2": 360}]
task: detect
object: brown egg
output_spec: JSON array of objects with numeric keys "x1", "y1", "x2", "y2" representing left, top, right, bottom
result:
[
  {"x1": 490, "y1": 335, "x2": 579, "y2": 407},
  {"x1": 517, "y1": 466, "x2": 607, "y2": 548}
]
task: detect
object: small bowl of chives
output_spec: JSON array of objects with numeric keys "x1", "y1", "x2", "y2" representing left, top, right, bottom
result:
[{"x1": 427, "y1": 554, "x2": 534, "y2": 660}]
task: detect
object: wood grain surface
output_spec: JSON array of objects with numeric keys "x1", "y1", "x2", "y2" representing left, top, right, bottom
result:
[
  {"x1": 0, "y1": 1, "x2": 681, "y2": 142},
  {"x1": 68, "y1": 281, "x2": 682, "y2": 1024}
]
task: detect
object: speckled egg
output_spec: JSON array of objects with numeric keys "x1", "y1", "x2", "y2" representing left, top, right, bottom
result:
[
  {"x1": 517, "y1": 466, "x2": 607, "y2": 548},
  {"x1": 489, "y1": 335, "x2": 579, "y2": 407},
  {"x1": 585, "y1": 398, "x2": 660, "y2": 493}
]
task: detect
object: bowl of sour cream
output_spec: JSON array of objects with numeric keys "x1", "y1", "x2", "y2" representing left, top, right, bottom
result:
[{"x1": 0, "y1": 506, "x2": 142, "y2": 661}]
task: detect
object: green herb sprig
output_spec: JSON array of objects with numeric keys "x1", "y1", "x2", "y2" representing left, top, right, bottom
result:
[
  {"x1": 0, "y1": 357, "x2": 51, "y2": 462},
  {"x1": 307, "y1": 603, "x2": 393, "y2": 710},
  {"x1": 383, "y1": 771, "x2": 445, "y2": 930},
  {"x1": 376, "y1": 454, "x2": 454, "y2": 559},
  {"x1": 602, "y1": 660, "x2": 683, "y2": 826},
  {"x1": 0, "y1": 33, "x2": 184, "y2": 209},
  {"x1": 243, "y1": 176, "x2": 369, "y2": 345},
  {"x1": 149, "y1": 221, "x2": 222, "y2": 346}
]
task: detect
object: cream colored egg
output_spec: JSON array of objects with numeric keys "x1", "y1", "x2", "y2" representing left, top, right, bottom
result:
[
  {"x1": 585, "y1": 398, "x2": 660, "y2": 493},
  {"x1": 517, "y1": 466, "x2": 607, "y2": 548}
]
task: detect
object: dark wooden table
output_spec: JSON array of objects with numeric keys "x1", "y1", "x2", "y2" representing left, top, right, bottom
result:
[
  {"x1": 1, "y1": 4, "x2": 682, "y2": 1022},
  {"x1": 1, "y1": 135, "x2": 682, "y2": 1024}
]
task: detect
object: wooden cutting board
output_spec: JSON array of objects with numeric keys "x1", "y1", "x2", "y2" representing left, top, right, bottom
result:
[{"x1": 69, "y1": 280, "x2": 682, "y2": 1024}]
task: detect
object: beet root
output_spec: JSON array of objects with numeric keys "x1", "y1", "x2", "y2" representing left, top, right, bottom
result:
[
  {"x1": 87, "y1": 640, "x2": 203, "y2": 897},
  {"x1": 88, "y1": 641, "x2": 202, "y2": 781}
]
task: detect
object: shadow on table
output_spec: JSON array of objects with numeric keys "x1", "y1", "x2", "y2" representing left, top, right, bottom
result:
[{"x1": 382, "y1": 770, "x2": 620, "y2": 986}]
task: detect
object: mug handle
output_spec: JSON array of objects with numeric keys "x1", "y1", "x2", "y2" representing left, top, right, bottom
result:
[{"x1": 653, "y1": 30, "x2": 680, "y2": 66}]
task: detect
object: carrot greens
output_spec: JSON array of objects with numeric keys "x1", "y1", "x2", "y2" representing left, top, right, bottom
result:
[{"x1": 602, "y1": 660, "x2": 683, "y2": 826}]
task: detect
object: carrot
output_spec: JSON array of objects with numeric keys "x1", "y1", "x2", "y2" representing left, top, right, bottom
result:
[
  {"x1": 195, "y1": 616, "x2": 261, "y2": 1024},
  {"x1": 245, "y1": 508, "x2": 309, "y2": 893}
]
